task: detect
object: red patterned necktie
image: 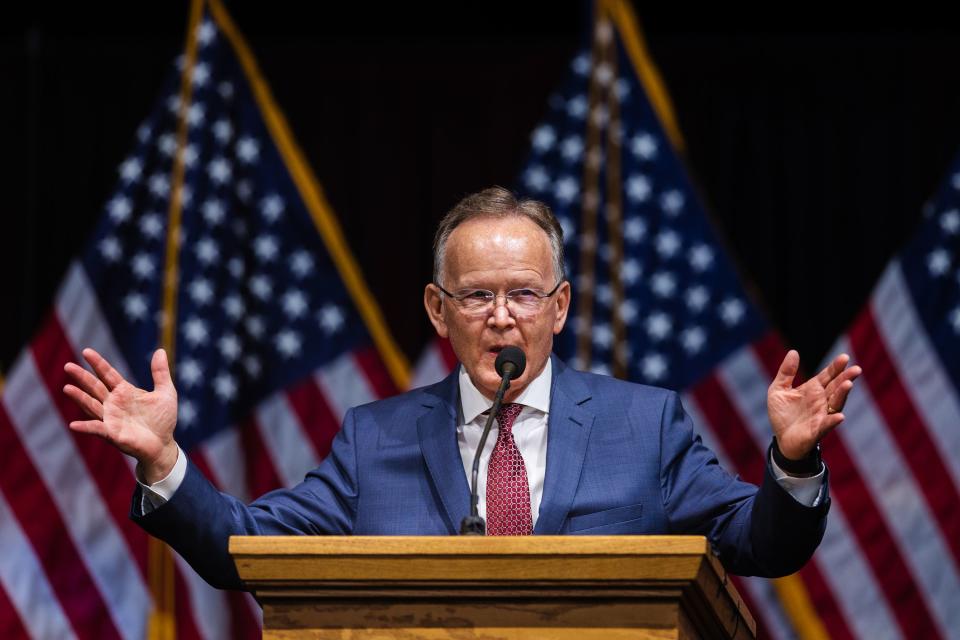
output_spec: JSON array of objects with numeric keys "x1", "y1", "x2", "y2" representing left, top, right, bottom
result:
[{"x1": 486, "y1": 402, "x2": 533, "y2": 535}]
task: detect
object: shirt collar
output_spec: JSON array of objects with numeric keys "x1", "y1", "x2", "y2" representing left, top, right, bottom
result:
[{"x1": 458, "y1": 357, "x2": 552, "y2": 424}]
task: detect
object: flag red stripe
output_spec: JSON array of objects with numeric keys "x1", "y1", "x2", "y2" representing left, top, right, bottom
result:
[
  {"x1": 0, "y1": 404, "x2": 121, "y2": 640},
  {"x1": 796, "y1": 560, "x2": 855, "y2": 640},
  {"x1": 750, "y1": 331, "x2": 786, "y2": 379},
  {"x1": 0, "y1": 583, "x2": 29, "y2": 640},
  {"x1": 850, "y1": 308, "x2": 960, "y2": 563},
  {"x1": 239, "y1": 415, "x2": 284, "y2": 497},
  {"x1": 354, "y1": 346, "x2": 399, "y2": 398},
  {"x1": 437, "y1": 337, "x2": 459, "y2": 370},
  {"x1": 690, "y1": 373, "x2": 765, "y2": 485},
  {"x1": 820, "y1": 430, "x2": 940, "y2": 637},
  {"x1": 751, "y1": 331, "x2": 810, "y2": 387},
  {"x1": 173, "y1": 565, "x2": 203, "y2": 640},
  {"x1": 285, "y1": 377, "x2": 341, "y2": 462},
  {"x1": 31, "y1": 313, "x2": 148, "y2": 576},
  {"x1": 227, "y1": 590, "x2": 261, "y2": 638},
  {"x1": 728, "y1": 576, "x2": 773, "y2": 640}
]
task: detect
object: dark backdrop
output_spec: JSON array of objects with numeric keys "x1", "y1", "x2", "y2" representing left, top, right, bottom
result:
[{"x1": 4, "y1": 3, "x2": 959, "y2": 376}]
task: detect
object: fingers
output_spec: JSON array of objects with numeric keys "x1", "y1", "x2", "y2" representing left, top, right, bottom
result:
[
  {"x1": 150, "y1": 349, "x2": 173, "y2": 391},
  {"x1": 67, "y1": 418, "x2": 107, "y2": 438},
  {"x1": 81, "y1": 348, "x2": 126, "y2": 391},
  {"x1": 772, "y1": 350, "x2": 800, "y2": 389},
  {"x1": 63, "y1": 361, "x2": 110, "y2": 403},
  {"x1": 816, "y1": 352, "x2": 851, "y2": 387},
  {"x1": 63, "y1": 384, "x2": 105, "y2": 420},
  {"x1": 827, "y1": 377, "x2": 859, "y2": 413},
  {"x1": 822, "y1": 411, "x2": 845, "y2": 432}
]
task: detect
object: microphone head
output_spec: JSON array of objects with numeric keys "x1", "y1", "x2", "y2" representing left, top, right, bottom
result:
[{"x1": 495, "y1": 346, "x2": 526, "y2": 379}]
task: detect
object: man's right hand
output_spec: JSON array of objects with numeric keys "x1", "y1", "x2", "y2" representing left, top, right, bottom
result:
[{"x1": 63, "y1": 347, "x2": 179, "y2": 484}]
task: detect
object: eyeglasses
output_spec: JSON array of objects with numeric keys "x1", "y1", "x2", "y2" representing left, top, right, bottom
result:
[{"x1": 436, "y1": 281, "x2": 563, "y2": 319}]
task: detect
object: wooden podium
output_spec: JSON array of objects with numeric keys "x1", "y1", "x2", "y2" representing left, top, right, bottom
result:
[{"x1": 230, "y1": 535, "x2": 755, "y2": 639}]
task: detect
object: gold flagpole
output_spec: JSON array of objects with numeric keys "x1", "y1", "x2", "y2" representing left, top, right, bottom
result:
[{"x1": 149, "y1": 0, "x2": 205, "y2": 637}]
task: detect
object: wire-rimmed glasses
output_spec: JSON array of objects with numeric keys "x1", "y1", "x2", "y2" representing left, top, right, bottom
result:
[{"x1": 436, "y1": 281, "x2": 563, "y2": 319}]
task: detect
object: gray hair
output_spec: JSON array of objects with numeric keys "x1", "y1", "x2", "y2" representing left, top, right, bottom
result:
[{"x1": 433, "y1": 186, "x2": 566, "y2": 287}]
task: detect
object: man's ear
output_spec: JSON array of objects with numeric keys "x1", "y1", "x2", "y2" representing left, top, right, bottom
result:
[
  {"x1": 552, "y1": 280, "x2": 571, "y2": 335},
  {"x1": 424, "y1": 284, "x2": 449, "y2": 338}
]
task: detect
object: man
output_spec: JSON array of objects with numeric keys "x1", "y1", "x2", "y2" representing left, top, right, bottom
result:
[{"x1": 63, "y1": 187, "x2": 860, "y2": 591}]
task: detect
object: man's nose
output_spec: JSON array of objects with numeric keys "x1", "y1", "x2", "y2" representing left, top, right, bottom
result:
[{"x1": 488, "y1": 297, "x2": 516, "y2": 328}]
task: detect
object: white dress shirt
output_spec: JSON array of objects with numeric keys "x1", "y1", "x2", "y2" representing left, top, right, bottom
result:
[
  {"x1": 457, "y1": 359, "x2": 553, "y2": 527},
  {"x1": 139, "y1": 359, "x2": 825, "y2": 514}
]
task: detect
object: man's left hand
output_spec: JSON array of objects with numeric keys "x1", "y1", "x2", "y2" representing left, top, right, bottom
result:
[{"x1": 768, "y1": 350, "x2": 862, "y2": 460}]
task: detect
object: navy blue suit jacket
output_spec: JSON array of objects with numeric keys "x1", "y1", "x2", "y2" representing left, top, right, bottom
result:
[{"x1": 134, "y1": 355, "x2": 830, "y2": 590}]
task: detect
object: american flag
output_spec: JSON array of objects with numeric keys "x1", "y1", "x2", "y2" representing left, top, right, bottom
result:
[
  {"x1": 803, "y1": 158, "x2": 960, "y2": 638},
  {"x1": 413, "y1": 1, "x2": 960, "y2": 638},
  {"x1": 0, "y1": 0, "x2": 407, "y2": 638}
]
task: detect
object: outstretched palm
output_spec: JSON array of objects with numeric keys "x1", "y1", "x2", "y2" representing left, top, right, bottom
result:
[
  {"x1": 767, "y1": 350, "x2": 862, "y2": 460},
  {"x1": 64, "y1": 347, "x2": 179, "y2": 483}
]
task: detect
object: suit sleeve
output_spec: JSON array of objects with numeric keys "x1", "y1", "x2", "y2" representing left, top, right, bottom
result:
[
  {"x1": 131, "y1": 407, "x2": 361, "y2": 590},
  {"x1": 658, "y1": 391, "x2": 831, "y2": 577}
]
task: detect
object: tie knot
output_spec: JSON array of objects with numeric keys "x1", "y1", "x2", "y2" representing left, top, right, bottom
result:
[{"x1": 496, "y1": 402, "x2": 523, "y2": 433}]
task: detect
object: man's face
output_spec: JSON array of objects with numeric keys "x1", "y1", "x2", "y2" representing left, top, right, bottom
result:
[{"x1": 424, "y1": 216, "x2": 570, "y2": 400}]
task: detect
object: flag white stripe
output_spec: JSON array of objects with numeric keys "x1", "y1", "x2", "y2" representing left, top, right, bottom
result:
[
  {"x1": 818, "y1": 495, "x2": 903, "y2": 640},
  {"x1": 738, "y1": 576, "x2": 794, "y2": 640},
  {"x1": 3, "y1": 354, "x2": 151, "y2": 640},
  {"x1": 315, "y1": 353, "x2": 377, "y2": 422},
  {"x1": 715, "y1": 348, "x2": 771, "y2": 447},
  {"x1": 200, "y1": 427, "x2": 251, "y2": 502},
  {"x1": 833, "y1": 336, "x2": 960, "y2": 638},
  {"x1": 872, "y1": 263, "x2": 960, "y2": 494},
  {"x1": 55, "y1": 262, "x2": 139, "y2": 475},
  {"x1": 255, "y1": 393, "x2": 319, "y2": 488},
  {"x1": 716, "y1": 348, "x2": 905, "y2": 640},
  {"x1": 55, "y1": 262, "x2": 133, "y2": 382},
  {"x1": 174, "y1": 554, "x2": 230, "y2": 640},
  {"x1": 0, "y1": 489, "x2": 78, "y2": 640},
  {"x1": 409, "y1": 341, "x2": 448, "y2": 388}
]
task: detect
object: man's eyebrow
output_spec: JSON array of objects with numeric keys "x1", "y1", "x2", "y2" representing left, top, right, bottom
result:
[
  {"x1": 456, "y1": 282, "x2": 548, "y2": 293},
  {"x1": 454, "y1": 270, "x2": 548, "y2": 289}
]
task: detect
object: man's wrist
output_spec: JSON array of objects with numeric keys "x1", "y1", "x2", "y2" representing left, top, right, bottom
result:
[
  {"x1": 139, "y1": 444, "x2": 180, "y2": 485},
  {"x1": 771, "y1": 437, "x2": 821, "y2": 477},
  {"x1": 136, "y1": 444, "x2": 187, "y2": 508}
]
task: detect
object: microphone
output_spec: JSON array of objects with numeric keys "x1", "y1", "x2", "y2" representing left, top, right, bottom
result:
[{"x1": 460, "y1": 346, "x2": 526, "y2": 535}]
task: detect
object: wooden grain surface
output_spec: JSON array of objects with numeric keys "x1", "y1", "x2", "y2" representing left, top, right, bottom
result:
[
  {"x1": 230, "y1": 535, "x2": 755, "y2": 639},
  {"x1": 262, "y1": 600, "x2": 680, "y2": 640},
  {"x1": 230, "y1": 535, "x2": 709, "y2": 557},
  {"x1": 231, "y1": 536, "x2": 712, "y2": 582}
]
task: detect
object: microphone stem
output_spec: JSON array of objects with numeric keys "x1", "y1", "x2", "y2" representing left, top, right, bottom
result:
[{"x1": 462, "y1": 365, "x2": 514, "y2": 534}]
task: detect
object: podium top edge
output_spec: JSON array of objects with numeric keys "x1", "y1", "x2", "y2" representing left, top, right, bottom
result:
[{"x1": 228, "y1": 535, "x2": 710, "y2": 556}]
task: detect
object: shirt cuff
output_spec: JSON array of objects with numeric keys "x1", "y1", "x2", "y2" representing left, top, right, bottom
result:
[
  {"x1": 136, "y1": 445, "x2": 187, "y2": 514},
  {"x1": 770, "y1": 450, "x2": 825, "y2": 507}
]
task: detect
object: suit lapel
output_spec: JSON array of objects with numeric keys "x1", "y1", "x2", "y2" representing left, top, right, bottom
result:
[
  {"x1": 534, "y1": 356, "x2": 595, "y2": 534},
  {"x1": 417, "y1": 369, "x2": 471, "y2": 534}
]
